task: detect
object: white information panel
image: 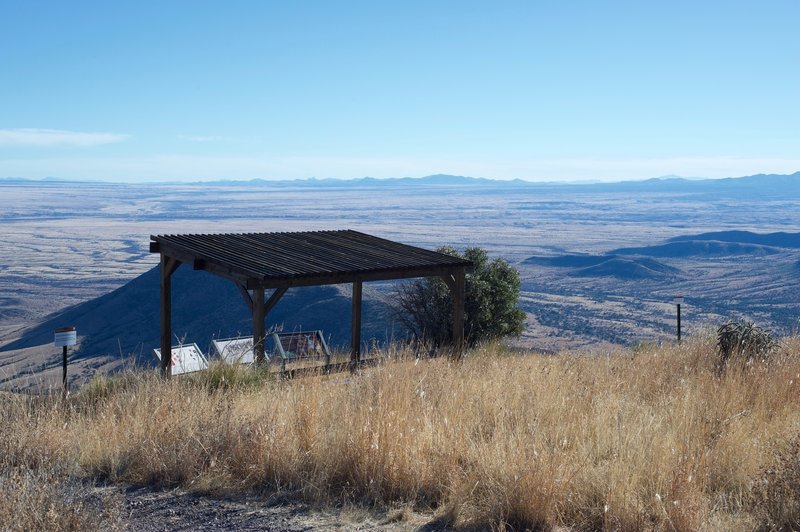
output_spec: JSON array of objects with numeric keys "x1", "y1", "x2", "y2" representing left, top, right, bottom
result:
[
  {"x1": 54, "y1": 327, "x2": 77, "y2": 347},
  {"x1": 211, "y1": 337, "x2": 256, "y2": 365},
  {"x1": 153, "y1": 343, "x2": 208, "y2": 376}
]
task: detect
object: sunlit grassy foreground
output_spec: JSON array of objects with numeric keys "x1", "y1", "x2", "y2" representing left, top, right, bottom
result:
[{"x1": 2, "y1": 337, "x2": 799, "y2": 530}]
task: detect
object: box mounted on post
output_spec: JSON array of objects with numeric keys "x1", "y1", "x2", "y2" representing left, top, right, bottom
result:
[
  {"x1": 54, "y1": 327, "x2": 77, "y2": 347},
  {"x1": 54, "y1": 326, "x2": 77, "y2": 396}
]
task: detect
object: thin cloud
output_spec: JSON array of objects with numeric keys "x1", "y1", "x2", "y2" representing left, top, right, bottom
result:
[
  {"x1": 178, "y1": 135, "x2": 225, "y2": 142},
  {"x1": 177, "y1": 134, "x2": 246, "y2": 143},
  {"x1": 0, "y1": 128, "x2": 129, "y2": 147}
]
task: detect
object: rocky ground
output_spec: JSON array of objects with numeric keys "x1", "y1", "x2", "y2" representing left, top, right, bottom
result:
[{"x1": 93, "y1": 484, "x2": 441, "y2": 531}]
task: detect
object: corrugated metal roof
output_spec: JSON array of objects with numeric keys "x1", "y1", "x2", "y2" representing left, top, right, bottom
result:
[{"x1": 151, "y1": 230, "x2": 471, "y2": 286}]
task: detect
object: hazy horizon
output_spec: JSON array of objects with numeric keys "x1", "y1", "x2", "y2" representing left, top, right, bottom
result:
[
  {"x1": 3, "y1": 169, "x2": 798, "y2": 186},
  {"x1": 2, "y1": 2, "x2": 798, "y2": 183}
]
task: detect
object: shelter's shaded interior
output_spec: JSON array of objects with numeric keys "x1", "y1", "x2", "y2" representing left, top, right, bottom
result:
[{"x1": 150, "y1": 230, "x2": 473, "y2": 375}]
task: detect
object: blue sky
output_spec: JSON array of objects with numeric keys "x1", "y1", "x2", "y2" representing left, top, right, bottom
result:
[{"x1": 1, "y1": 1, "x2": 798, "y2": 182}]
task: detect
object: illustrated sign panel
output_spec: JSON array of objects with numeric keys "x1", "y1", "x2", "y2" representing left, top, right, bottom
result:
[
  {"x1": 212, "y1": 337, "x2": 255, "y2": 364},
  {"x1": 153, "y1": 343, "x2": 208, "y2": 375},
  {"x1": 273, "y1": 330, "x2": 330, "y2": 360}
]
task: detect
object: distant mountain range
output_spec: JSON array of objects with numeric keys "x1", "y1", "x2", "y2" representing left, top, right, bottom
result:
[
  {"x1": 3, "y1": 171, "x2": 800, "y2": 196},
  {"x1": 575, "y1": 172, "x2": 800, "y2": 196}
]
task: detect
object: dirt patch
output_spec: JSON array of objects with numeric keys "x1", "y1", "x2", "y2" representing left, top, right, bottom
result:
[{"x1": 95, "y1": 485, "x2": 440, "y2": 531}]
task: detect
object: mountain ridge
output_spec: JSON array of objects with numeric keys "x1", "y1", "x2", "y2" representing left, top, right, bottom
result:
[
  {"x1": 524, "y1": 230, "x2": 800, "y2": 279},
  {"x1": 3, "y1": 171, "x2": 800, "y2": 194}
]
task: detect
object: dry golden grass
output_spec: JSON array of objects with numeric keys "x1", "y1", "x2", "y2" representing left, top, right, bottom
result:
[
  {"x1": 0, "y1": 393, "x2": 120, "y2": 531},
  {"x1": 2, "y1": 336, "x2": 799, "y2": 530}
]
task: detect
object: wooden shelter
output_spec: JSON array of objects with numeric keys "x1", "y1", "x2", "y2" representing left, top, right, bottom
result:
[{"x1": 149, "y1": 230, "x2": 473, "y2": 377}]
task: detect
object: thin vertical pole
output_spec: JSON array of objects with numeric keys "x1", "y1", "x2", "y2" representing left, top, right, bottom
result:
[
  {"x1": 253, "y1": 287, "x2": 266, "y2": 364},
  {"x1": 62, "y1": 345, "x2": 68, "y2": 397},
  {"x1": 351, "y1": 281, "x2": 362, "y2": 367},
  {"x1": 160, "y1": 254, "x2": 173, "y2": 378},
  {"x1": 677, "y1": 303, "x2": 682, "y2": 344},
  {"x1": 452, "y1": 269, "x2": 466, "y2": 359}
]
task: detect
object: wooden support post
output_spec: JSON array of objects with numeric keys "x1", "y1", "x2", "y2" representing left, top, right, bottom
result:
[
  {"x1": 253, "y1": 287, "x2": 266, "y2": 365},
  {"x1": 240, "y1": 284, "x2": 286, "y2": 365},
  {"x1": 159, "y1": 255, "x2": 180, "y2": 378},
  {"x1": 351, "y1": 281, "x2": 362, "y2": 366},
  {"x1": 451, "y1": 268, "x2": 466, "y2": 359}
]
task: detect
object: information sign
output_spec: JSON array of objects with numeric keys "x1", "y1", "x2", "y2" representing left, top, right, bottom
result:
[
  {"x1": 272, "y1": 330, "x2": 330, "y2": 360},
  {"x1": 54, "y1": 327, "x2": 77, "y2": 347},
  {"x1": 212, "y1": 337, "x2": 256, "y2": 364},
  {"x1": 153, "y1": 343, "x2": 208, "y2": 376}
]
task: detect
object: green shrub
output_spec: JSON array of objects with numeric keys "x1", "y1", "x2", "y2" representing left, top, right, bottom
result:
[{"x1": 394, "y1": 246, "x2": 525, "y2": 349}]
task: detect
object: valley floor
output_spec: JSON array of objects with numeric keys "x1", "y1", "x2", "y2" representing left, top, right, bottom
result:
[{"x1": 3, "y1": 181, "x2": 800, "y2": 363}]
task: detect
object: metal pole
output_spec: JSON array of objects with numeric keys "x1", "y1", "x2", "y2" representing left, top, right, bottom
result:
[
  {"x1": 62, "y1": 345, "x2": 68, "y2": 397},
  {"x1": 677, "y1": 303, "x2": 682, "y2": 344}
]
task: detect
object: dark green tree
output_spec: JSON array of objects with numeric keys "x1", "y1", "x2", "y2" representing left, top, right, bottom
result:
[{"x1": 395, "y1": 246, "x2": 526, "y2": 348}]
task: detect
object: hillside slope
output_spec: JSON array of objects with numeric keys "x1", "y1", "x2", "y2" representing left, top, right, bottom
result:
[
  {"x1": 523, "y1": 254, "x2": 681, "y2": 280},
  {"x1": 0, "y1": 265, "x2": 399, "y2": 366},
  {"x1": 612, "y1": 240, "x2": 782, "y2": 258},
  {"x1": 572, "y1": 257, "x2": 681, "y2": 279},
  {"x1": 668, "y1": 230, "x2": 800, "y2": 248}
]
